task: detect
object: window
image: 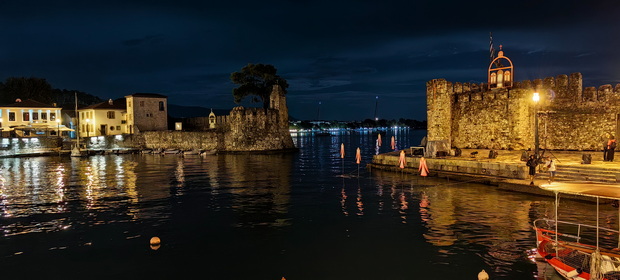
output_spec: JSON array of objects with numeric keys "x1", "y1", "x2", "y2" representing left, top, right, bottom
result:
[
  {"x1": 159, "y1": 101, "x2": 164, "y2": 111},
  {"x1": 41, "y1": 112, "x2": 47, "y2": 120},
  {"x1": 140, "y1": 101, "x2": 145, "y2": 107},
  {"x1": 107, "y1": 111, "x2": 115, "y2": 119},
  {"x1": 490, "y1": 72, "x2": 497, "y2": 84},
  {"x1": 128, "y1": 101, "x2": 131, "y2": 108},
  {"x1": 110, "y1": 126, "x2": 115, "y2": 131},
  {"x1": 9, "y1": 112, "x2": 15, "y2": 121},
  {"x1": 50, "y1": 113, "x2": 56, "y2": 121},
  {"x1": 33, "y1": 112, "x2": 39, "y2": 121},
  {"x1": 116, "y1": 126, "x2": 121, "y2": 130},
  {"x1": 23, "y1": 112, "x2": 30, "y2": 122}
]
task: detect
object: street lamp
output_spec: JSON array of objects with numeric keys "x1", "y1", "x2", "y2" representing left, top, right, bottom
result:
[
  {"x1": 85, "y1": 118, "x2": 90, "y2": 138},
  {"x1": 532, "y1": 92, "x2": 540, "y2": 158},
  {"x1": 56, "y1": 118, "x2": 61, "y2": 137}
]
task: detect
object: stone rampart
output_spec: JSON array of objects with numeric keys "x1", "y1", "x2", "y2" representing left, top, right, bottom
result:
[
  {"x1": 126, "y1": 85, "x2": 295, "y2": 152},
  {"x1": 428, "y1": 73, "x2": 620, "y2": 151}
]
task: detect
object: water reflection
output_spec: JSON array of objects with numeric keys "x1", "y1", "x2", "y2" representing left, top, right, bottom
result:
[
  {"x1": 2, "y1": 130, "x2": 611, "y2": 279},
  {"x1": 0, "y1": 153, "x2": 296, "y2": 236}
]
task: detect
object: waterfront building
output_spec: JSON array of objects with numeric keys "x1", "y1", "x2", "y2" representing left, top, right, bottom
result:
[
  {"x1": 0, "y1": 98, "x2": 67, "y2": 137},
  {"x1": 78, "y1": 98, "x2": 127, "y2": 138},
  {"x1": 125, "y1": 93, "x2": 168, "y2": 133}
]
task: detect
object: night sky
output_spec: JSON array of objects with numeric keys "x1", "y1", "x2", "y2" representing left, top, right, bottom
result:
[{"x1": 1, "y1": 1, "x2": 620, "y2": 121}]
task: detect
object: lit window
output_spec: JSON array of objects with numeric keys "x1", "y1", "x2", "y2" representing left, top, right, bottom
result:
[{"x1": 23, "y1": 112, "x2": 30, "y2": 121}]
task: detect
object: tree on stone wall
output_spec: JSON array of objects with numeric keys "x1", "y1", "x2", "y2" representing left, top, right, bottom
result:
[{"x1": 230, "y1": 63, "x2": 289, "y2": 109}]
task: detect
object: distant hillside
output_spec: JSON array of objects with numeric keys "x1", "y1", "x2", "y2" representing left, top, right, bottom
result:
[
  {"x1": 167, "y1": 104, "x2": 230, "y2": 118},
  {"x1": 0, "y1": 77, "x2": 103, "y2": 107}
]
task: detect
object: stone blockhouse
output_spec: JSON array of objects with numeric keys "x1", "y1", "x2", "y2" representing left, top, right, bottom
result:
[
  {"x1": 427, "y1": 72, "x2": 620, "y2": 151},
  {"x1": 125, "y1": 93, "x2": 168, "y2": 133},
  {"x1": 129, "y1": 85, "x2": 295, "y2": 152}
]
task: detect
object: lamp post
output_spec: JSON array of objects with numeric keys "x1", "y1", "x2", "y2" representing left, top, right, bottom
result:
[
  {"x1": 56, "y1": 118, "x2": 61, "y2": 138},
  {"x1": 532, "y1": 92, "x2": 540, "y2": 158},
  {"x1": 86, "y1": 118, "x2": 90, "y2": 138}
]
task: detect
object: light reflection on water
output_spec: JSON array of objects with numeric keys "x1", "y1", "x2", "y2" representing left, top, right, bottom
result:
[{"x1": 0, "y1": 129, "x2": 616, "y2": 279}]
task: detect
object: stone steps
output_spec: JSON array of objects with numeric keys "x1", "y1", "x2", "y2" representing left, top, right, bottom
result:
[{"x1": 537, "y1": 165, "x2": 619, "y2": 183}]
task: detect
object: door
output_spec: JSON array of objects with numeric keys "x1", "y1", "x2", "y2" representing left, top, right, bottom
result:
[{"x1": 100, "y1": 124, "x2": 107, "y2": 136}]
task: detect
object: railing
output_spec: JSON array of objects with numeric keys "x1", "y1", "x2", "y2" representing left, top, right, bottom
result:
[{"x1": 534, "y1": 218, "x2": 620, "y2": 279}]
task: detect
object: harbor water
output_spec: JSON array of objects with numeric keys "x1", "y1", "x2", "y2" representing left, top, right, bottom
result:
[{"x1": 0, "y1": 129, "x2": 615, "y2": 279}]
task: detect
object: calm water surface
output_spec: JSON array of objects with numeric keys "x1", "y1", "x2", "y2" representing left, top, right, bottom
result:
[{"x1": 0, "y1": 129, "x2": 616, "y2": 279}]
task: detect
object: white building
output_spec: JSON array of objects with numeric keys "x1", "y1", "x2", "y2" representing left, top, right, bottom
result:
[{"x1": 0, "y1": 99, "x2": 66, "y2": 137}]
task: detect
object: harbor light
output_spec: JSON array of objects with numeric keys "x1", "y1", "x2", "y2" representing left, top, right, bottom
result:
[
  {"x1": 533, "y1": 92, "x2": 540, "y2": 157},
  {"x1": 85, "y1": 119, "x2": 90, "y2": 138},
  {"x1": 56, "y1": 118, "x2": 61, "y2": 137}
]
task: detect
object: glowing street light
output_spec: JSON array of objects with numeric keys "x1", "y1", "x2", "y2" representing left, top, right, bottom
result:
[
  {"x1": 85, "y1": 118, "x2": 90, "y2": 138},
  {"x1": 533, "y1": 92, "x2": 540, "y2": 157},
  {"x1": 56, "y1": 118, "x2": 61, "y2": 138}
]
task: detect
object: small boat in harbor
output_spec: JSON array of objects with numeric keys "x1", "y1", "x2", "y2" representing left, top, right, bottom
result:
[{"x1": 533, "y1": 182, "x2": 620, "y2": 280}]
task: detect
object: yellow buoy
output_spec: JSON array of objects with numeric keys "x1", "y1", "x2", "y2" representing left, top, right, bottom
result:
[
  {"x1": 478, "y1": 269, "x2": 489, "y2": 280},
  {"x1": 150, "y1": 237, "x2": 161, "y2": 250},
  {"x1": 150, "y1": 236, "x2": 161, "y2": 245}
]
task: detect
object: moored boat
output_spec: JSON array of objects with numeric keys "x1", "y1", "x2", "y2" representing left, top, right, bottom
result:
[{"x1": 533, "y1": 182, "x2": 620, "y2": 280}]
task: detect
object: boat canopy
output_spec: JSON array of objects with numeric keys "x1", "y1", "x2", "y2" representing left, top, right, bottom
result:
[{"x1": 540, "y1": 182, "x2": 620, "y2": 200}]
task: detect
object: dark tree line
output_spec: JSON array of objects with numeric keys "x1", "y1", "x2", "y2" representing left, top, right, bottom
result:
[{"x1": 0, "y1": 77, "x2": 103, "y2": 107}]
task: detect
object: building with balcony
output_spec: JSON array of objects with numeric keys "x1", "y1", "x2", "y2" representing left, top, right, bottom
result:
[{"x1": 0, "y1": 99, "x2": 69, "y2": 137}]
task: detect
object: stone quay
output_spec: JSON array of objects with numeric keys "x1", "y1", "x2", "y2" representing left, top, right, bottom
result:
[{"x1": 368, "y1": 148, "x2": 620, "y2": 203}]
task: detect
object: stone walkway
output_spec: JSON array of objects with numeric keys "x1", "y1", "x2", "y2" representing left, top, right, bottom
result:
[
  {"x1": 448, "y1": 148, "x2": 620, "y2": 169},
  {"x1": 370, "y1": 148, "x2": 620, "y2": 201}
]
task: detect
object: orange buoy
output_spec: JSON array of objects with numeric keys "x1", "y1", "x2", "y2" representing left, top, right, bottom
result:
[
  {"x1": 150, "y1": 236, "x2": 161, "y2": 250},
  {"x1": 419, "y1": 157, "x2": 429, "y2": 177}
]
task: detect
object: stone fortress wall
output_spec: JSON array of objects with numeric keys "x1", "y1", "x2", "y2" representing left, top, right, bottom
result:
[
  {"x1": 127, "y1": 85, "x2": 295, "y2": 152},
  {"x1": 428, "y1": 73, "x2": 620, "y2": 151}
]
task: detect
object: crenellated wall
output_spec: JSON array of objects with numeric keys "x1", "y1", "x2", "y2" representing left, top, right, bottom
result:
[
  {"x1": 126, "y1": 85, "x2": 296, "y2": 152},
  {"x1": 428, "y1": 73, "x2": 620, "y2": 151}
]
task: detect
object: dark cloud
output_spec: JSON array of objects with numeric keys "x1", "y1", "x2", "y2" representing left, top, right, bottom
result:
[{"x1": 0, "y1": 1, "x2": 619, "y2": 121}]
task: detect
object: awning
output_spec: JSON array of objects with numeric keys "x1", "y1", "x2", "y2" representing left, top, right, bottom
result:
[
  {"x1": 11, "y1": 124, "x2": 74, "y2": 132},
  {"x1": 540, "y1": 182, "x2": 620, "y2": 200}
]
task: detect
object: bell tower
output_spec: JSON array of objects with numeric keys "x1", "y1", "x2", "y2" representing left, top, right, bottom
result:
[{"x1": 488, "y1": 45, "x2": 514, "y2": 89}]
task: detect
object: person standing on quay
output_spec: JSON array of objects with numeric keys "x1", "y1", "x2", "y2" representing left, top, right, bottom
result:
[
  {"x1": 526, "y1": 155, "x2": 537, "y2": 186},
  {"x1": 604, "y1": 138, "x2": 609, "y2": 161},
  {"x1": 608, "y1": 136, "x2": 617, "y2": 162},
  {"x1": 546, "y1": 157, "x2": 556, "y2": 184}
]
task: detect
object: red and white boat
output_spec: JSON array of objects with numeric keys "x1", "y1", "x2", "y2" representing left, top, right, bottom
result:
[{"x1": 534, "y1": 182, "x2": 620, "y2": 280}]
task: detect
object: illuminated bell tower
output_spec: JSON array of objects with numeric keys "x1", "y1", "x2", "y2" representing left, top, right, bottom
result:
[{"x1": 488, "y1": 45, "x2": 514, "y2": 89}]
